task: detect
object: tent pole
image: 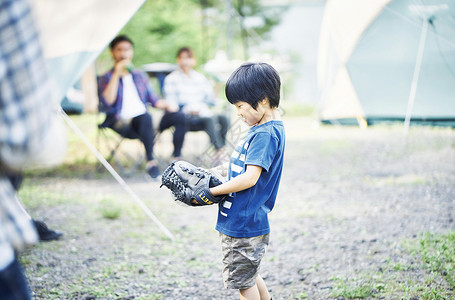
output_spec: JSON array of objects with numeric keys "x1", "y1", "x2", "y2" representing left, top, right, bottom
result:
[
  {"x1": 58, "y1": 108, "x2": 175, "y2": 241},
  {"x1": 404, "y1": 18, "x2": 429, "y2": 133}
]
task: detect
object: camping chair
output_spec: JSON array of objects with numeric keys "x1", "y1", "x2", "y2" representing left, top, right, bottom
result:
[
  {"x1": 96, "y1": 112, "x2": 146, "y2": 177},
  {"x1": 97, "y1": 110, "x2": 180, "y2": 177}
]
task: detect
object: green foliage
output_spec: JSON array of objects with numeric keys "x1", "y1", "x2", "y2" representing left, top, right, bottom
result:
[
  {"x1": 419, "y1": 232, "x2": 455, "y2": 288},
  {"x1": 96, "y1": 0, "x2": 211, "y2": 73},
  {"x1": 122, "y1": 0, "x2": 203, "y2": 64},
  {"x1": 330, "y1": 232, "x2": 455, "y2": 299},
  {"x1": 331, "y1": 277, "x2": 376, "y2": 299},
  {"x1": 231, "y1": 0, "x2": 288, "y2": 59},
  {"x1": 233, "y1": 0, "x2": 285, "y2": 36},
  {"x1": 295, "y1": 291, "x2": 308, "y2": 299},
  {"x1": 99, "y1": 197, "x2": 122, "y2": 220},
  {"x1": 96, "y1": 0, "x2": 287, "y2": 73},
  {"x1": 18, "y1": 185, "x2": 74, "y2": 209}
]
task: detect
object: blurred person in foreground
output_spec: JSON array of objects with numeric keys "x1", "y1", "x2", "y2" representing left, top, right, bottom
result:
[
  {"x1": 163, "y1": 47, "x2": 229, "y2": 163},
  {"x1": 98, "y1": 35, "x2": 186, "y2": 178},
  {"x1": 8, "y1": 175, "x2": 63, "y2": 242},
  {"x1": 0, "y1": 0, "x2": 67, "y2": 298}
]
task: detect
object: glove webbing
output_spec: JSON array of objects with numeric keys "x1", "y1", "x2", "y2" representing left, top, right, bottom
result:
[{"x1": 160, "y1": 167, "x2": 188, "y2": 202}]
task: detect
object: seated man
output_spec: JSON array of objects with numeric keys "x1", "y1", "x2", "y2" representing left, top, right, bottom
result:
[
  {"x1": 98, "y1": 35, "x2": 186, "y2": 178},
  {"x1": 163, "y1": 47, "x2": 229, "y2": 158}
]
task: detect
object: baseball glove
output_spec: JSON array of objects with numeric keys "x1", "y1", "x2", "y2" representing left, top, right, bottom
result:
[{"x1": 160, "y1": 160, "x2": 227, "y2": 206}]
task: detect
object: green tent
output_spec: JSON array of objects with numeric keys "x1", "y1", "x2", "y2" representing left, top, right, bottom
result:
[{"x1": 317, "y1": 0, "x2": 455, "y2": 128}]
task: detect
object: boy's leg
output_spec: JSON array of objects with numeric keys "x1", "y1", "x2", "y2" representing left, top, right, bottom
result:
[
  {"x1": 239, "y1": 285, "x2": 260, "y2": 300},
  {"x1": 256, "y1": 275, "x2": 271, "y2": 300},
  {"x1": 239, "y1": 276, "x2": 269, "y2": 300},
  {"x1": 220, "y1": 233, "x2": 270, "y2": 300}
]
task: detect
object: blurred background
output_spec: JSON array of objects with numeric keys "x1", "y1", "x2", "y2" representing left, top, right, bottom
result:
[
  {"x1": 20, "y1": 2, "x2": 455, "y2": 298},
  {"x1": 33, "y1": 0, "x2": 455, "y2": 127}
]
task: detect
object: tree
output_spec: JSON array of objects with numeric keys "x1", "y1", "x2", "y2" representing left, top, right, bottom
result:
[
  {"x1": 231, "y1": 0, "x2": 287, "y2": 59},
  {"x1": 96, "y1": 0, "x2": 287, "y2": 72}
]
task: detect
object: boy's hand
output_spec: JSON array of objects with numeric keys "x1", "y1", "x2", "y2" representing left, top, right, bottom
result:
[{"x1": 160, "y1": 160, "x2": 227, "y2": 206}]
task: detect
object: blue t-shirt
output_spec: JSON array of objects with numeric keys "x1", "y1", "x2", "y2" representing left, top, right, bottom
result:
[{"x1": 216, "y1": 120, "x2": 285, "y2": 238}]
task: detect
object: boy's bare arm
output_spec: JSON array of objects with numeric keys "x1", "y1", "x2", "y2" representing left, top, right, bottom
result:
[
  {"x1": 210, "y1": 165, "x2": 262, "y2": 196},
  {"x1": 210, "y1": 162, "x2": 229, "y2": 178}
]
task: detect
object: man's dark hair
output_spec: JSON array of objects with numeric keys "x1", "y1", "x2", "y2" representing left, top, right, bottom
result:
[
  {"x1": 109, "y1": 35, "x2": 134, "y2": 50},
  {"x1": 225, "y1": 62, "x2": 281, "y2": 109},
  {"x1": 176, "y1": 47, "x2": 194, "y2": 58}
]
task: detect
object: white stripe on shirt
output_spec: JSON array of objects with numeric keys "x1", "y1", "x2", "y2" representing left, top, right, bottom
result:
[{"x1": 231, "y1": 164, "x2": 243, "y2": 174}]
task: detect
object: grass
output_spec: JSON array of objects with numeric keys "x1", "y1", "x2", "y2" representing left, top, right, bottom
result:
[
  {"x1": 418, "y1": 232, "x2": 455, "y2": 288},
  {"x1": 23, "y1": 113, "x2": 142, "y2": 179},
  {"x1": 99, "y1": 197, "x2": 122, "y2": 219},
  {"x1": 331, "y1": 231, "x2": 455, "y2": 299},
  {"x1": 18, "y1": 184, "x2": 75, "y2": 209},
  {"x1": 18, "y1": 175, "x2": 214, "y2": 299},
  {"x1": 18, "y1": 178, "x2": 145, "y2": 225},
  {"x1": 19, "y1": 214, "x2": 169, "y2": 299},
  {"x1": 296, "y1": 291, "x2": 309, "y2": 299},
  {"x1": 280, "y1": 101, "x2": 317, "y2": 118},
  {"x1": 18, "y1": 112, "x2": 454, "y2": 299},
  {"x1": 331, "y1": 278, "x2": 377, "y2": 298},
  {"x1": 365, "y1": 174, "x2": 427, "y2": 187}
]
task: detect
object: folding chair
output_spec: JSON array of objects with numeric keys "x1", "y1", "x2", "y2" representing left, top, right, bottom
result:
[
  {"x1": 95, "y1": 114, "x2": 146, "y2": 177},
  {"x1": 96, "y1": 124, "x2": 145, "y2": 177}
]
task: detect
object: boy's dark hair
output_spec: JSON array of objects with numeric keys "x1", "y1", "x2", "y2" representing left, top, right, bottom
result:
[
  {"x1": 176, "y1": 47, "x2": 194, "y2": 58},
  {"x1": 225, "y1": 62, "x2": 281, "y2": 109},
  {"x1": 109, "y1": 35, "x2": 134, "y2": 50}
]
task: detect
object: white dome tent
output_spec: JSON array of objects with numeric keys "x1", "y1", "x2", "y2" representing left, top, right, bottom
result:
[
  {"x1": 31, "y1": 0, "x2": 145, "y2": 102},
  {"x1": 317, "y1": 0, "x2": 455, "y2": 129}
]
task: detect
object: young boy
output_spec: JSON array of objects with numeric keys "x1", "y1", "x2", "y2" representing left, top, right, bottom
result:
[{"x1": 210, "y1": 62, "x2": 285, "y2": 300}]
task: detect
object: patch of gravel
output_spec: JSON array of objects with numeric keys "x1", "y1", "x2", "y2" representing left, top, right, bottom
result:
[{"x1": 22, "y1": 120, "x2": 454, "y2": 299}]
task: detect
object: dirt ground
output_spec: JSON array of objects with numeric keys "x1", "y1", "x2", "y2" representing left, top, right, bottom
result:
[{"x1": 21, "y1": 117, "x2": 454, "y2": 299}]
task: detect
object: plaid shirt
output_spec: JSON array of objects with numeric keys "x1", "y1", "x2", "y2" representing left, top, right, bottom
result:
[
  {"x1": 97, "y1": 69, "x2": 159, "y2": 123},
  {"x1": 0, "y1": 0, "x2": 61, "y2": 261},
  {"x1": 163, "y1": 68, "x2": 216, "y2": 117}
]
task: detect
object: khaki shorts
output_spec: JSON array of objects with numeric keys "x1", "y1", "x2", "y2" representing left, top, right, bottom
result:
[{"x1": 219, "y1": 233, "x2": 270, "y2": 290}]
